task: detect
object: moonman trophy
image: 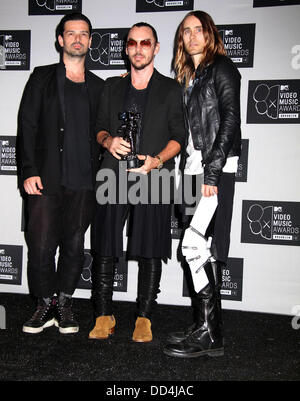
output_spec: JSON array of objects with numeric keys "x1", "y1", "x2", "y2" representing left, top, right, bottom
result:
[{"x1": 117, "y1": 111, "x2": 141, "y2": 169}]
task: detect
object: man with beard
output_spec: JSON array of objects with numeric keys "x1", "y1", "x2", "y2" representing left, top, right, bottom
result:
[
  {"x1": 18, "y1": 13, "x2": 104, "y2": 334},
  {"x1": 89, "y1": 23, "x2": 185, "y2": 342}
]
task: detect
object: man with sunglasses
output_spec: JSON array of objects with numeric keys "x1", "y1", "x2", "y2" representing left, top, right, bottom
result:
[{"x1": 89, "y1": 22, "x2": 186, "y2": 342}]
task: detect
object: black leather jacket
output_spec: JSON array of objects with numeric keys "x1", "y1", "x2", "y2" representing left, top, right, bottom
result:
[{"x1": 183, "y1": 55, "x2": 241, "y2": 186}]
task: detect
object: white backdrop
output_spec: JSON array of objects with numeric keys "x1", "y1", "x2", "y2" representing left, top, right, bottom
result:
[{"x1": 0, "y1": 0, "x2": 299, "y2": 316}]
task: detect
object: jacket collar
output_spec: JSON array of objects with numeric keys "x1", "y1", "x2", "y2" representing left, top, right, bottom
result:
[{"x1": 195, "y1": 63, "x2": 209, "y2": 80}]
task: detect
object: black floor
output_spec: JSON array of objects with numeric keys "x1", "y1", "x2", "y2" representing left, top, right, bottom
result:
[{"x1": 0, "y1": 293, "x2": 299, "y2": 382}]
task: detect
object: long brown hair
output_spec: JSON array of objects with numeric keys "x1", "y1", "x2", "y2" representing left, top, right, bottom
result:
[{"x1": 173, "y1": 10, "x2": 226, "y2": 86}]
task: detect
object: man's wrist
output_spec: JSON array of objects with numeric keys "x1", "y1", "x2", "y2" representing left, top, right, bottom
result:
[
  {"x1": 99, "y1": 132, "x2": 110, "y2": 147},
  {"x1": 154, "y1": 155, "x2": 163, "y2": 169}
]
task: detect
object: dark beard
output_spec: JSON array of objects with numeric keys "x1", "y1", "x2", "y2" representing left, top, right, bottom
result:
[
  {"x1": 130, "y1": 54, "x2": 154, "y2": 71},
  {"x1": 63, "y1": 46, "x2": 88, "y2": 58}
]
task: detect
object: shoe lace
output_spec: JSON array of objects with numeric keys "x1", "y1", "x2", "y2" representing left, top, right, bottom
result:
[
  {"x1": 31, "y1": 305, "x2": 49, "y2": 320},
  {"x1": 58, "y1": 305, "x2": 74, "y2": 321}
]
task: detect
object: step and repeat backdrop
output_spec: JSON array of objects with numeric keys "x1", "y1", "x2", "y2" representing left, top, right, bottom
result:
[{"x1": 0, "y1": 0, "x2": 299, "y2": 315}]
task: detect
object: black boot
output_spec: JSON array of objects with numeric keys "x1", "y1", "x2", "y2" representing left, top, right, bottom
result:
[
  {"x1": 89, "y1": 255, "x2": 116, "y2": 340},
  {"x1": 166, "y1": 260, "x2": 223, "y2": 344},
  {"x1": 164, "y1": 261, "x2": 224, "y2": 358},
  {"x1": 91, "y1": 255, "x2": 115, "y2": 316},
  {"x1": 165, "y1": 292, "x2": 204, "y2": 344},
  {"x1": 136, "y1": 257, "x2": 162, "y2": 318},
  {"x1": 132, "y1": 257, "x2": 162, "y2": 342},
  {"x1": 23, "y1": 296, "x2": 56, "y2": 334},
  {"x1": 211, "y1": 260, "x2": 223, "y2": 328}
]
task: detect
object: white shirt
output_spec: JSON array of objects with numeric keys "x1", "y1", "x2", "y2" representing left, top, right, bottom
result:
[{"x1": 184, "y1": 130, "x2": 238, "y2": 175}]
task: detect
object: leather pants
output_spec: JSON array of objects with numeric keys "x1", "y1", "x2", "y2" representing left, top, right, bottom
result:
[
  {"x1": 137, "y1": 257, "x2": 162, "y2": 319},
  {"x1": 91, "y1": 255, "x2": 115, "y2": 316},
  {"x1": 91, "y1": 255, "x2": 162, "y2": 319}
]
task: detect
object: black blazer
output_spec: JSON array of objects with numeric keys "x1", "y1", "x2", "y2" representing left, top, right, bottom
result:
[
  {"x1": 18, "y1": 62, "x2": 104, "y2": 195},
  {"x1": 95, "y1": 69, "x2": 186, "y2": 174}
]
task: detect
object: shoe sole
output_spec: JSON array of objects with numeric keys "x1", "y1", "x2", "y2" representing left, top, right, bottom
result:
[
  {"x1": 54, "y1": 319, "x2": 79, "y2": 334},
  {"x1": 22, "y1": 318, "x2": 55, "y2": 334},
  {"x1": 163, "y1": 347, "x2": 224, "y2": 358},
  {"x1": 132, "y1": 338, "x2": 152, "y2": 343},
  {"x1": 166, "y1": 338, "x2": 186, "y2": 344},
  {"x1": 59, "y1": 327, "x2": 79, "y2": 334}
]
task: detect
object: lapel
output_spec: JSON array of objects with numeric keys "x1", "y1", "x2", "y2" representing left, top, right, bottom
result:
[
  {"x1": 114, "y1": 73, "x2": 131, "y2": 114},
  {"x1": 85, "y1": 70, "x2": 96, "y2": 121},
  {"x1": 142, "y1": 69, "x2": 161, "y2": 133},
  {"x1": 56, "y1": 62, "x2": 66, "y2": 123}
]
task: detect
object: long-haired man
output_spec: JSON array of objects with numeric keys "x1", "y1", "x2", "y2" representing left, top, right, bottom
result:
[{"x1": 164, "y1": 11, "x2": 241, "y2": 358}]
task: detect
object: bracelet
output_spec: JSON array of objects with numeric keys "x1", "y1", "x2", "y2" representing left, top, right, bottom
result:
[
  {"x1": 100, "y1": 133, "x2": 110, "y2": 147},
  {"x1": 155, "y1": 155, "x2": 163, "y2": 170}
]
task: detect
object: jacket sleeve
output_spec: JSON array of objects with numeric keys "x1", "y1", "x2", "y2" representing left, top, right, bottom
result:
[
  {"x1": 18, "y1": 67, "x2": 43, "y2": 181},
  {"x1": 95, "y1": 77, "x2": 116, "y2": 135},
  {"x1": 204, "y1": 58, "x2": 241, "y2": 186},
  {"x1": 167, "y1": 83, "x2": 187, "y2": 150}
]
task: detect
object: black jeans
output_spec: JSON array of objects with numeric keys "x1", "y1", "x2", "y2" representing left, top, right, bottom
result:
[{"x1": 25, "y1": 188, "x2": 95, "y2": 298}]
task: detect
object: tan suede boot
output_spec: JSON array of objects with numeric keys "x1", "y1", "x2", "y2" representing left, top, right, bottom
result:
[
  {"x1": 88, "y1": 315, "x2": 116, "y2": 340},
  {"x1": 132, "y1": 317, "x2": 152, "y2": 342}
]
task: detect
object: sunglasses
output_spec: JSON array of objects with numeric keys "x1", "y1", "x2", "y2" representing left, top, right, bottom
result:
[{"x1": 126, "y1": 39, "x2": 153, "y2": 49}]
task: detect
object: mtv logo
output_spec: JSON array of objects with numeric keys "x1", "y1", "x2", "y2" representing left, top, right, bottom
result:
[
  {"x1": 1, "y1": 141, "x2": 9, "y2": 145},
  {"x1": 111, "y1": 33, "x2": 118, "y2": 39},
  {"x1": 225, "y1": 30, "x2": 233, "y2": 35},
  {"x1": 274, "y1": 206, "x2": 282, "y2": 212},
  {"x1": 5, "y1": 35, "x2": 12, "y2": 41},
  {"x1": 0, "y1": 249, "x2": 4, "y2": 254},
  {"x1": 280, "y1": 85, "x2": 289, "y2": 91}
]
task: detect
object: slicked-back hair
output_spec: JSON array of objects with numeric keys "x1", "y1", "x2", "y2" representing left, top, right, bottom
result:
[
  {"x1": 128, "y1": 22, "x2": 159, "y2": 44},
  {"x1": 57, "y1": 12, "x2": 92, "y2": 38}
]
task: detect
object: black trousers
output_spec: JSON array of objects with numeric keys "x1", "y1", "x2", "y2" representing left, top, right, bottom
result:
[{"x1": 25, "y1": 188, "x2": 95, "y2": 298}]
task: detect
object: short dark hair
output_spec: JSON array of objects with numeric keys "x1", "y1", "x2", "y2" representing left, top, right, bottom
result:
[
  {"x1": 128, "y1": 22, "x2": 158, "y2": 43},
  {"x1": 57, "y1": 13, "x2": 92, "y2": 38}
]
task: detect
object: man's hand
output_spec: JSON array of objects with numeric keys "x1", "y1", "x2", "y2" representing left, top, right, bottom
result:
[
  {"x1": 127, "y1": 155, "x2": 159, "y2": 175},
  {"x1": 24, "y1": 176, "x2": 43, "y2": 195},
  {"x1": 201, "y1": 184, "x2": 218, "y2": 197},
  {"x1": 105, "y1": 136, "x2": 131, "y2": 160}
]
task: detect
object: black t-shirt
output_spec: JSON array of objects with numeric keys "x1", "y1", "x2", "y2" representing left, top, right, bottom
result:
[
  {"x1": 62, "y1": 78, "x2": 92, "y2": 190},
  {"x1": 123, "y1": 83, "x2": 148, "y2": 154}
]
